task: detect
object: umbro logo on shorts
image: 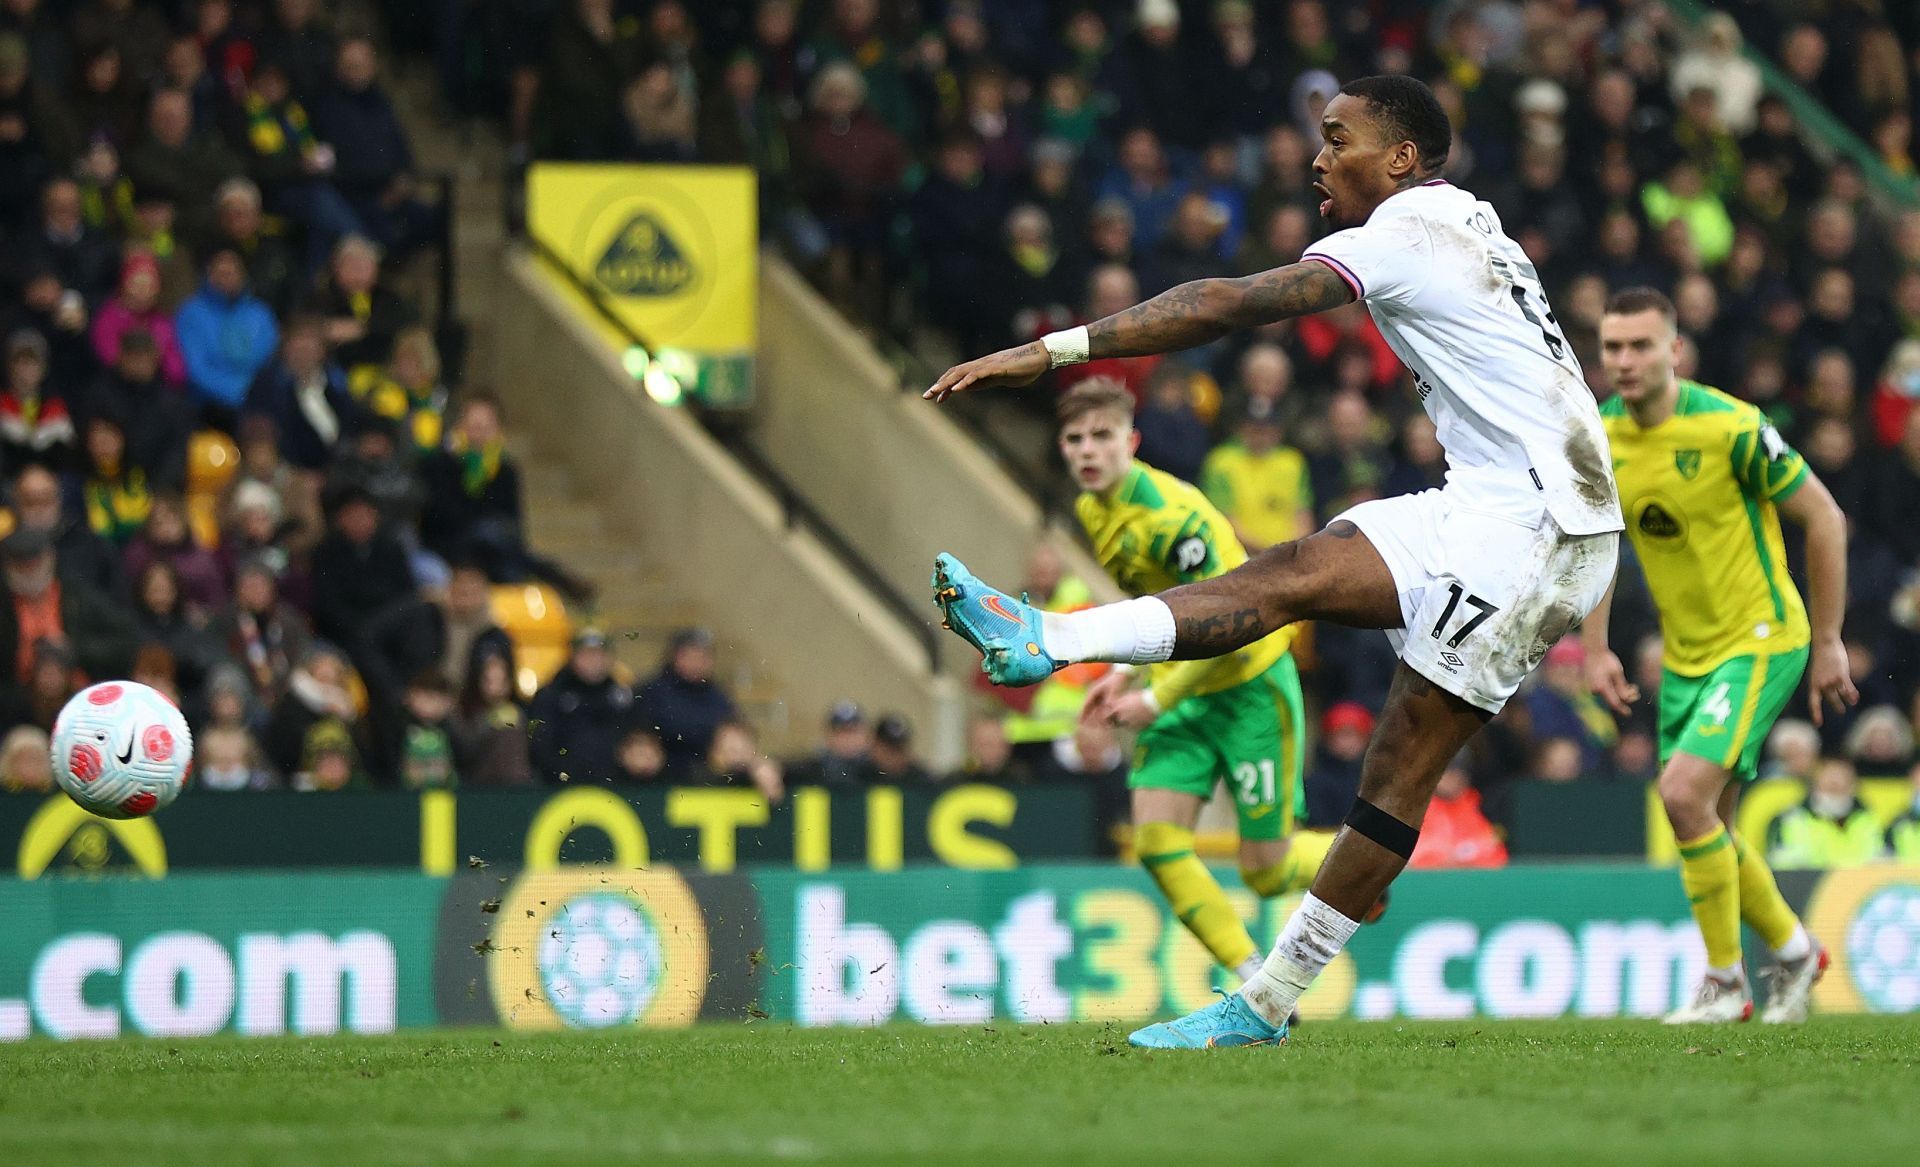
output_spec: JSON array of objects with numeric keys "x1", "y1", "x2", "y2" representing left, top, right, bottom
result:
[{"x1": 1440, "y1": 652, "x2": 1465, "y2": 669}]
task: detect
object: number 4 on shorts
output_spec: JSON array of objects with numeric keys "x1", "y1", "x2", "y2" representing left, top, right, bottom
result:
[{"x1": 1702, "y1": 682, "x2": 1733, "y2": 725}]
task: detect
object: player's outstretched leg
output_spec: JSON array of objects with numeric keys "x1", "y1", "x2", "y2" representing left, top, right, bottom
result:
[{"x1": 1132, "y1": 664, "x2": 1484, "y2": 1049}]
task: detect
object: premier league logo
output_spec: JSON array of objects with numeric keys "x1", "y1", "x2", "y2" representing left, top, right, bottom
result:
[
  {"x1": 1845, "y1": 886, "x2": 1920, "y2": 1013},
  {"x1": 535, "y1": 892, "x2": 667, "y2": 1028}
]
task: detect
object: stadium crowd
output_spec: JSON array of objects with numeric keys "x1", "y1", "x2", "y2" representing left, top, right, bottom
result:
[
  {"x1": 424, "y1": 0, "x2": 1920, "y2": 858},
  {"x1": 0, "y1": 0, "x2": 622, "y2": 795},
  {"x1": 2, "y1": 1, "x2": 1919, "y2": 865}
]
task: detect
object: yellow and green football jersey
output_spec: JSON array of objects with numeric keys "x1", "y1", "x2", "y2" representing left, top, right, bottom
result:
[
  {"x1": 1075, "y1": 462, "x2": 1293, "y2": 707},
  {"x1": 1199, "y1": 441, "x2": 1314, "y2": 549},
  {"x1": 1599, "y1": 380, "x2": 1810, "y2": 676}
]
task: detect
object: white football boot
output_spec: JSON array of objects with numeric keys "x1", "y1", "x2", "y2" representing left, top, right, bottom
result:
[
  {"x1": 1664, "y1": 971, "x2": 1753, "y2": 1024},
  {"x1": 1759, "y1": 945, "x2": 1830, "y2": 1024}
]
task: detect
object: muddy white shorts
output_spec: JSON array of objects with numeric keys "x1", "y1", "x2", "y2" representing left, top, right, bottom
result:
[{"x1": 1337, "y1": 488, "x2": 1618, "y2": 713}]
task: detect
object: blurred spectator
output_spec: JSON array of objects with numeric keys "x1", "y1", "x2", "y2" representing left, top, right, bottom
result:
[
  {"x1": 787, "y1": 699, "x2": 878, "y2": 787},
  {"x1": 635, "y1": 627, "x2": 736, "y2": 775},
  {"x1": 1381, "y1": 414, "x2": 1446, "y2": 499},
  {"x1": 0, "y1": 525, "x2": 135, "y2": 689},
  {"x1": 90, "y1": 339, "x2": 192, "y2": 501},
  {"x1": 1, "y1": 328, "x2": 75, "y2": 471},
  {"x1": 24, "y1": 177, "x2": 118, "y2": 305},
  {"x1": 361, "y1": 325, "x2": 447, "y2": 455},
  {"x1": 996, "y1": 203, "x2": 1077, "y2": 348},
  {"x1": 1762, "y1": 718, "x2": 1822, "y2": 783},
  {"x1": 613, "y1": 727, "x2": 669, "y2": 784},
  {"x1": 1846, "y1": 705, "x2": 1915, "y2": 774},
  {"x1": 90, "y1": 252, "x2": 184, "y2": 385},
  {"x1": 431, "y1": 558, "x2": 512, "y2": 695},
  {"x1": 123, "y1": 86, "x2": 241, "y2": 251},
  {"x1": 420, "y1": 391, "x2": 589, "y2": 601},
  {"x1": 1056, "y1": 264, "x2": 1163, "y2": 400},
  {"x1": 527, "y1": 627, "x2": 633, "y2": 784},
  {"x1": 1305, "y1": 701, "x2": 1371, "y2": 828},
  {"x1": 244, "y1": 314, "x2": 358, "y2": 471},
  {"x1": 313, "y1": 234, "x2": 415, "y2": 375},
  {"x1": 175, "y1": 247, "x2": 279, "y2": 428},
  {"x1": 1306, "y1": 392, "x2": 1388, "y2": 522},
  {"x1": 1201, "y1": 401, "x2": 1312, "y2": 554},
  {"x1": 1871, "y1": 339, "x2": 1920, "y2": 450},
  {"x1": 1095, "y1": 125, "x2": 1182, "y2": 248},
  {"x1": 1670, "y1": 13, "x2": 1763, "y2": 136},
  {"x1": 536, "y1": 0, "x2": 644, "y2": 161},
  {"x1": 209, "y1": 178, "x2": 299, "y2": 316},
  {"x1": 123, "y1": 493, "x2": 224, "y2": 610},
  {"x1": 1767, "y1": 756, "x2": 1886, "y2": 868},
  {"x1": 909, "y1": 132, "x2": 1004, "y2": 352},
  {"x1": 229, "y1": 57, "x2": 362, "y2": 271},
  {"x1": 7, "y1": 462, "x2": 123, "y2": 600},
  {"x1": 194, "y1": 723, "x2": 275, "y2": 791},
  {"x1": 870, "y1": 712, "x2": 931, "y2": 784},
  {"x1": 378, "y1": 669, "x2": 463, "y2": 790},
  {"x1": 130, "y1": 557, "x2": 220, "y2": 696},
  {"x1": 1409, "y1": 755, "x2": 1508, "y2": 869},
  {"x1": 215, "y1": 555, "x2": 310, "y2": 702},
  {"x1": 796, "y1": 61, "x2": 906, "y2": 317},
  {"x1": 1134, "y1": 362, "x2": 1210, "y2": 484},
  {"x1": 77, "y1": 412, "x2": 152, "y2": 545},
  {"x1": 311, "y1": 35, "x2": 439, "y2": 257},
  {"x1": 1144, "y1": 189, "x2": 1228, "y2": 295},
  {"x1": 0, "y1": 723, "x2": 52, "y2": 792},
  {"x1": 961, "y1": 713, "x2": 1031, "y2": 784},
  {"x1": 308, "y1": 482, "x2": 411, "y2": 649},
  {"x1": 455, "y1": 644, "x2": 532, "y2": 787},
  {"x1": 1524, "y1": 639, "x2": 1618, "y2": 777},
  {"x1": 705, "y1": 718, "x2": 785, "y2": 803},
  {"x1": 262, "y1": 644, "x2": 361, "y2": 783}
]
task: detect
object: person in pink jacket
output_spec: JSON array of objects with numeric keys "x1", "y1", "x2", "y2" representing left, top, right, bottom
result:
[{"x1": 90, "y1": 251, "x2": 187, "y2": 386}]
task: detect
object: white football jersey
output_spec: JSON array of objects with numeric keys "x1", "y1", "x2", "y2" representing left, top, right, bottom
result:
[{"x1": 1302, "y1": 181, "x2": 1624, "y2": 536}]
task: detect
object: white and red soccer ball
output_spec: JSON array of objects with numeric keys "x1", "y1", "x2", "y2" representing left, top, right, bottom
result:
[{"x1": 51, "y1": 681, "x2": 193, "y2": 819}]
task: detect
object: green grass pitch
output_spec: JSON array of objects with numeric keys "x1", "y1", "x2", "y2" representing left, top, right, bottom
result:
[{"x1": 4, "y1": 1018, "x2": 1918, "y2": 1166}]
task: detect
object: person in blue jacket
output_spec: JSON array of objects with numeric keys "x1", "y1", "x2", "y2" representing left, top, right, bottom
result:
[{"x1": 175, "y1": 247, "x2": 280, "y2": 430}]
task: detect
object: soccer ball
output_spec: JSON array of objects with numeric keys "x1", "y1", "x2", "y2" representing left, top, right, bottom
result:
[{"x1": 51, "y1": 681, "x2": 193, "y2": 819}]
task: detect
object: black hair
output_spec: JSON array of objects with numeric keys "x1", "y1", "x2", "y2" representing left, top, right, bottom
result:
[{"x1": 1338, "y1": 75, "x2": 1451, "y2": 176}]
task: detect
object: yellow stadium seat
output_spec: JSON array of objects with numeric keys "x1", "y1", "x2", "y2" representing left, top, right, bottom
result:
[
  {"x1": 188, "y1": 430, "x2": 241, "y2": 495},
  {"x1": 490, "y1": 583, "x2": 574, "y2": 698},
  {"x1": 186, "y1": 430, "x2": 241, "y2": 548}
]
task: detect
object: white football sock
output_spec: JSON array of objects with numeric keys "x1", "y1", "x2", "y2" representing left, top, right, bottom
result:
[
  {"x1": 1772, "y1": 923, "x2": 1811, "y2": 964},
  {"x1": 1239, "y1": 893, "x2": 1360, "y2": 1027},
  {"x1": 1039, "y1": 597, "x2": 1176, "y2": 664},
  {"x1": 1234, "y1": 954, "x2": 1265, "y2": 985},
  {"x1": 1707, "y1": 964, "x2": 1744, "y2": 983}
]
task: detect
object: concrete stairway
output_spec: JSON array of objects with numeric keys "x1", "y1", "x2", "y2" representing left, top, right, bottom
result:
[{"x1": 387, "y1": 58, "x2": 799, "y2": 749}]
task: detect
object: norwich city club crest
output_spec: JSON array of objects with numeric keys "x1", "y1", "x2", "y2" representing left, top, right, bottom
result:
[
  {"x1": 595, "y1": 213, "x2": 694, "y2": 297},
  {"x1": 1674, "y1": 449, "x2": 1701, "y2": 480}
]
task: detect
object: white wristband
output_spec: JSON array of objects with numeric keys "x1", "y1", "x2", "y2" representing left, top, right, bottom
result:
[
  {"x1": 1138, "y1": 687, "x2": 1162, "y2": 716},
  {"x1": 1041, "y1": 326, "x2": 1090, "y2": 368}
]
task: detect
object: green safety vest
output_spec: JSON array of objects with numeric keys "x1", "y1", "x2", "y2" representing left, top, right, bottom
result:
[
  {"x1": 1768, "y1": 805, "x2": 1887, "y2": 869},
  {"x1": 1888, "y1": 813, "x2": 1920, "y2": 863}
]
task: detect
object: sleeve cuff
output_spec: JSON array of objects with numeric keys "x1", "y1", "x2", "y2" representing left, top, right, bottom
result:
[{"x1": 1302, "y1": 253, "x2": 1365, "y2": 299}]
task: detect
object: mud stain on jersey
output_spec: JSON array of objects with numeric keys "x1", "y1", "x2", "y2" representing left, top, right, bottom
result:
[{"x1": 1564, "y1": 426, "x2": 1616, "y2": 513}]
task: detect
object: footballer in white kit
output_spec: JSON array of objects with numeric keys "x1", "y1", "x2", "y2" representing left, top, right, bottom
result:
[
  {"x1": 924, "y1": 75, "x2": 1622, "y2": 1050},
  {"x1": 1301, "y1": 179, "x2": 1622, "y2": 712}
]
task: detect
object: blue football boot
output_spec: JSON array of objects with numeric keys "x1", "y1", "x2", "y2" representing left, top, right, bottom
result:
[
  {"x1": 931, "y1": 553, "x2": 1063, "y2": 687},
  {"x1": 1128, "y1": 991, "x2": 1288, "y2": 1050}
]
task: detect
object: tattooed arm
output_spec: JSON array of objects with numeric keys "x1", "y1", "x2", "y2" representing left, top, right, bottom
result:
[
  {"x1": 1088, "y1": 261, "x2": 1356, "y2": 359},
  {"x1": 924, "y1": 262, "x2": 1356, "y2": 401}
]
